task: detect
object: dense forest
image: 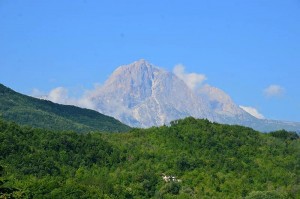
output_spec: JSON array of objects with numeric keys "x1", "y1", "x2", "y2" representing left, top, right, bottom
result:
[
  {"x1": 0, "y1": 117, "x2": 299, "y2": 198},
  {"x1": 0, "y1": 84, "x2": 130, "y2": 133}
]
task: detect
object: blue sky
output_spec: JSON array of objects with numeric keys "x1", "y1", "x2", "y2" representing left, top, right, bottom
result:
[{"x1": 1, "y1": 0, "x2": 299, "y2": 121}]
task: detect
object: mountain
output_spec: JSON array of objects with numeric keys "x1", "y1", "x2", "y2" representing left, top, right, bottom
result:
[
  {"x1": 88, "y1": 59, "x2": 300, "y2": 132},
  {"x1": 0, "y1": 84, "x2": 130, "y2": 133},
  {"x1": 89, "y1": 59, "x2": 216, "y2": 127}
]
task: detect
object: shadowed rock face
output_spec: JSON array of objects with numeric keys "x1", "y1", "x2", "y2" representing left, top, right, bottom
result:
[{"x1": 88, "y1": 59, "x2": 300, "y2": 132}]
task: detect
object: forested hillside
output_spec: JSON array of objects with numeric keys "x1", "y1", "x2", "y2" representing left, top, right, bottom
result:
[
  {"x1": 0, "y1": 84, "x2": 130, "y2": 133},
  {"x1": 0, "y1": 118, "x2": 299, "y2": 198}
]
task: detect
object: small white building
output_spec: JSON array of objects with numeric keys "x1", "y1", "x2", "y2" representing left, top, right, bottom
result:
[{"x1": 161, "y1": 173, "x2": 182, "y2": 182}]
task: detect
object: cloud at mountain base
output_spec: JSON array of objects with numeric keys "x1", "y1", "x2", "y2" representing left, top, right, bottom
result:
[
  {"x1": 32, "y1": 87, "x2": 96, "y2": 110},
  {"x1": 47, "y1": 87, "x2": 69, "y2": 104},
  {"x1": 239, "y1": 105, "x2": 265, "y2": 119}
]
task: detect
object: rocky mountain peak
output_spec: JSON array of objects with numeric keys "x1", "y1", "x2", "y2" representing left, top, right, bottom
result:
[
  {"x1": 89, "y1": 60, "x2": 217, "y2": 127},
  {"x1": 112, "y1": 59, "x2": 156, "y2": 75}
]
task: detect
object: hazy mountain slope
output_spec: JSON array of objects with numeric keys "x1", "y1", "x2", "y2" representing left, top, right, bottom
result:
[
  {"x1": 0, "y1": 84, "x2": 130, "y2": 133},
  {"x1": 197, "y1": 84, "x2": 256, "y2": 122},
  {"x1": 198, "y1": 84, "x2": 247, "y2": 117},
  {"x1": 197, "y1": 84, "x2": 300, "y2": 132},
  {"x1": 88, "y1": 59, "x2": 300, "y2": 132}
]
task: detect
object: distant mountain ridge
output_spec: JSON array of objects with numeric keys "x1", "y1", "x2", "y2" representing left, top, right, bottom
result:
[
  {"x1": 0, "y1": 84, "x2": 130, "y2": 133},
  {"x1": 88, "y1": 59, "x2": 300, "y2": 132}
]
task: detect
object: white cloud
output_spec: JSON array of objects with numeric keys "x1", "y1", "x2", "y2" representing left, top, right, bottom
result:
[
  {"x1": 239, "y1": 105, "x2": 265, "y2": 119},
  {"x1": 76, "y1": 95, "x2": 96, "y2": 109},
  {"x1": 32, "y1": 87, "x2": 97, "y2": 109},
  {"x1": 263, "y1": 85, "x2": 285, "y2": 97},
  {"x1": 47, "y1": 87, "x2": 69, "y2": 104},
  {"x1": 173, "y1": 64, "x2": 207, "y2": 90}
]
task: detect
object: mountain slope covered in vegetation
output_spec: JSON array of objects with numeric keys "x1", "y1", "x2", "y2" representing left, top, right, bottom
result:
[
  {"x1": 0, "y1": 118, "x2": 299, "y2": 198},
  {"x1": 0, "y1": 84, "x2": 130, "y2": 133}
]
